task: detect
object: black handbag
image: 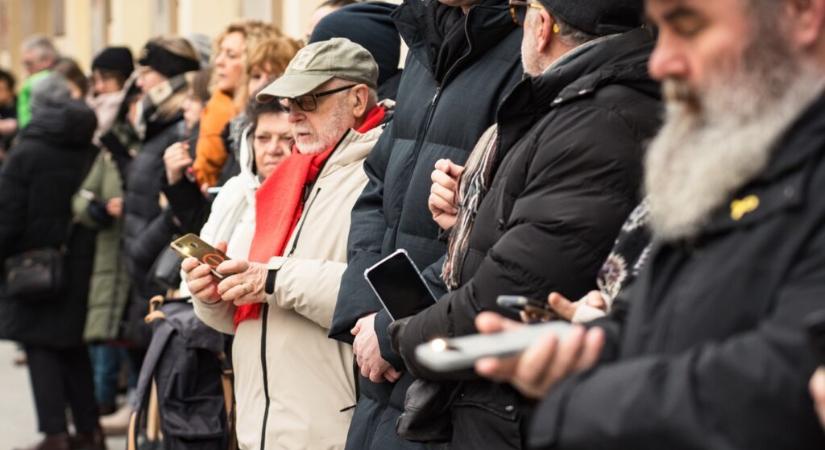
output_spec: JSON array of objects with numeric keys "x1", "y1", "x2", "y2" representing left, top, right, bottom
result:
[
  {"x1": 151, "y1": 246, "x2": 183, "y2": 290},
  {"x1": 4, "y1": 247, "x2": 66, "y2": 300}
]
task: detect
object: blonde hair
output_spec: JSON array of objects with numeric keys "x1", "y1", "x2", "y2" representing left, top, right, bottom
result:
[
  {"x1": 214, "y1": 20, "x2": 282, "y2": 111},
  {"x1": 248, "y1": 36, "x2": 303, "y2": 79}
]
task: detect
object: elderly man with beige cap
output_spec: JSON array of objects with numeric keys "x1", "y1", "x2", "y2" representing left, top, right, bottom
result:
[{"x1": 183, "y1": 37, "x2": 391, "y2": 450}]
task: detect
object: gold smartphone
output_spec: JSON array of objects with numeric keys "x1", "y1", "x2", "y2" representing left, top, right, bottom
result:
[{"x1": 170, "y1": 233, "x2": 230, "y2": 279}]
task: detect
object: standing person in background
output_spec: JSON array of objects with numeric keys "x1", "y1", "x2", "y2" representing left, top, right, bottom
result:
[
  {"x1": 0, "y1": 73, "x2": 103, "y2": 450},
  {"x1": 328, "y1": 1, "x2": 523, "y2": 449},
  {"x1": 88, "y1": 47, "x2": 134, "y2": 140},
  {"x1": 0, "y1": 69, "x2": 18, "y2": 163},
  {"x1": 192, "y1": 21, "x2": 281, "y2": 189},
  {"x1": 219, "y1": 34, "x2": 302, "y2": 185},
  {"x1": 114, "y1": 36, "x2": 200, "y2": 435},
  {"x1": 17, "y1": 35, "x2": 58, "y2": 129},
  {"x1": 308, "y1": 1, "x2": 403, "y2": 101},
  {"x1": 74, "y1": 46, "x2": 135, "y2": 418}
]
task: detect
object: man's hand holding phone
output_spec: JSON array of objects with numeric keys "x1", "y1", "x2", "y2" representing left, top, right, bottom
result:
[
  {"x1": 182, "y1": 241, "x2": 229, "y2": 304},
  {"x1": 473, "y1": 311, "x2": 605, "y2": 399}
]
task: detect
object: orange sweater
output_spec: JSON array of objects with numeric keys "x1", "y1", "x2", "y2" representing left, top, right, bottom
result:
[{"x1": 193, "y1": 91, "x2": 236, "y2": 187}]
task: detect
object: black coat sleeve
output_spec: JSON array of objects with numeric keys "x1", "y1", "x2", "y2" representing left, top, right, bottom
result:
[
  {"x1": 529, "y1": 228, "x2": 825, "y2": 450},
  {"x1": 163, "y1": 178, "x2": 211, "y2": 235},
  {"x1": 123, "y1": 206, "x2": 178, "y2": 280},
  {"x1": 329, "y1": 120, "x2": 396, "y2": 344},
  {"x1": 395, "y1": 105, "x2": 643, "y2": 380}
]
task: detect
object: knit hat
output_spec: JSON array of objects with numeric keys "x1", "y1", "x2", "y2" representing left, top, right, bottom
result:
[
  {"x1": 92, "y1": 46, "x2": 135, "y2": 79},
  {"x1": 137, "y1": 42, "x2": 200, "y2": 79},
  {"x1": 537, "y1": 0, "x2": 644, "y2": 36},
  {"x1": 309, "y1": 2, "x2": 400, "y2": 87}
]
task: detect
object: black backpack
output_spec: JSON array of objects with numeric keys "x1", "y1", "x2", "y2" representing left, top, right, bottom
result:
[{"x1": 128, "y1": 296, "x2": 235, "y2": 450}]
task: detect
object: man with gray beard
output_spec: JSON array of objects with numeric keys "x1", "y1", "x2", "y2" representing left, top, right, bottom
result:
[{"x1": 472, "y1": 0, "x2": 825, "y2": 448}]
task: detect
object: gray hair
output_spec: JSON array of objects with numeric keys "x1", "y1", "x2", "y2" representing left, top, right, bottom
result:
[
  {"x1": 30, "y1": 73, "x2": 72, "y2": 115},
  {"x1": 556, "y1": 18, "x2": 599, "y2": 46},
  {"x1": 21, "y1": 35, "x2": 59, "y2": 62}
]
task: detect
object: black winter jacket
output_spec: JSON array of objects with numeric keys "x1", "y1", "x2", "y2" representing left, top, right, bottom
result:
[
  {"x1": 123, "y1": 117, "x2": 185, "y2": 299},
  {"x1": 393, "y1": 29, "x2": 661, "y2": 449},
  {"x1": 121, "y1": 113, "x2": 186, "y2": 346},
  {"x1": 0, "y1": 99, "x2": 98, "y2": 348},
  {"x1": 329, "y1": 1, "x2": 523, "y2": 449},
  {"x1": 528, "y1": 94, "x2": 825, "y2": 450}
]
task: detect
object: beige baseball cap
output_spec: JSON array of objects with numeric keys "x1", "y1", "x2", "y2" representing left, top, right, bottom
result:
[{"x1": 257, "y1": 37, "x2": 379, "y2": 103}]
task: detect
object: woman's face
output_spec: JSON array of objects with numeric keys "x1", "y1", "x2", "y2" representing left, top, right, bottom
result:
[
  {"x1": 253, "y1": 112, "x2": 292, "y2": 180},
  {"x1": 247, "y1": 65, "x2": 274, "y2": 100},
  {"x1": 136, "y1": 67, "x2": 167, "y2": 94},
  {"x1": 214, "y1": 31, "x2": 246, "y2": 95}
]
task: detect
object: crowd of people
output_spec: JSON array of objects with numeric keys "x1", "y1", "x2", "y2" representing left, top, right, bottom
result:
[{"x1": 1, "y1": 0, "x2": 825, "y2": 449}]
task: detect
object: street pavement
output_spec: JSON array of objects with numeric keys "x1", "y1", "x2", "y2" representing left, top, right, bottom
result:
[{"x1": 0, "y1": 342, "x2": 126, "y2": 450}]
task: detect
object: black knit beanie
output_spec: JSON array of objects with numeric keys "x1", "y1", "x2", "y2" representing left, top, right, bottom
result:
[
  {"x1": 92, "y1": 46, "x2": 135, "y2": 79},
  {"x1": 309, "y1": 2, "x2": 401, "y2": 87}
]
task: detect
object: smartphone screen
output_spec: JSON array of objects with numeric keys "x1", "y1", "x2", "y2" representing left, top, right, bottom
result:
[{"x1": 364, "y1": 249, "x2": 437, "y2": 321}]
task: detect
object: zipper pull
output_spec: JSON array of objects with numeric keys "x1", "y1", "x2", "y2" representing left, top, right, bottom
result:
[{"x1": 431, "y1": 87, "x2": 441, "y2": 106}]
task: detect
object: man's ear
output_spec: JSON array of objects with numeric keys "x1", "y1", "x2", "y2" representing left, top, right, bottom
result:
[
  {"x1": 786, "y1": 0, "x2": 825, "y2": 49},
  {"x1": 351, "y1": 84, "x2": 370, "y2": 117},
  {"x1": 535, "y1": 9, "x2": 555, "y2": 53}
]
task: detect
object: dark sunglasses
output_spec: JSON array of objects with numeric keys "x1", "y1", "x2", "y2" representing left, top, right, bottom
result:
[
  {"x1": 509, "y1": 0, "x2": 545, "y2": 26},
  {"x1": 279, "y1": 84, "x2": 357, "y2": 112}
]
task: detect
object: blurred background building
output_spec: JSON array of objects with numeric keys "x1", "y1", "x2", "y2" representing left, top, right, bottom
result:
[{"x1": 0, "y1": 0, "x2": 401, "y2": 82}]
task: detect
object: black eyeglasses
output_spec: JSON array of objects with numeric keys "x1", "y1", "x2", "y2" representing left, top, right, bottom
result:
[
  {"x1": 509, "y1": 0, "x2": 544, "y2": 26},
  {"x1": 279, "y1": 84, "x2": 357, "y2": 112}
]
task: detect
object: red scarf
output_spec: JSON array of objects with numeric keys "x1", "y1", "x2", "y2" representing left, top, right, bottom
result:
[{"x1": 233, "y1": 105, "x2": 386, "y2": 328}]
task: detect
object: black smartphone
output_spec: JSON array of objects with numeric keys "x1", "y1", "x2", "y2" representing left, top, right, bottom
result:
[
  {"x1": 497, "y1": 295, "x2": 554, "y2": 321},
  {"x1": 805, "y1": 309, "x2": 825, "y2": 365},
  {"x1": 364, "y1": 249, "x2": 437, "y2": 321}
]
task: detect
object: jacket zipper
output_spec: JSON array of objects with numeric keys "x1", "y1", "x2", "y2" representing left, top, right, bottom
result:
[
  {"x1": 259, "y1": 303, "x2": 270, "y2": 450},
  {"x1": 257, "y1": 186, "x2": 322, "y2": 449}
]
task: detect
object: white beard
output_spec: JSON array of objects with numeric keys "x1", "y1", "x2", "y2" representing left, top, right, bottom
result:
[
  {"x1": 294, "y1": 100, "x2": 352, "y2": 155},
  {"x1": 645, "y1": 64, "x2": 824, "y2": 242}
]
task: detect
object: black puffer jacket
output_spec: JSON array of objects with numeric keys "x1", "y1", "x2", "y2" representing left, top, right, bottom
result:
[
  {"x1": 0, "y1": 99, "x2": 97, "y2": 347},
  {"x1": 122, "y1": 109, "x2": 186, "y2": 344},
  {"x1": 393, "y1": 29, "x2": 661, "y2": 449},
  {"x1": 528, "y1": 94, "x2": 825, "y2": 450},
  {"x1": 329, "y1": 1, "x2": 523, "y2": 449}
]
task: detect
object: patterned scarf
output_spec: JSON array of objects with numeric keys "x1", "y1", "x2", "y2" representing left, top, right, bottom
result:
[{"x1": 442, "y1": 124, "x2": 499, "y2": 290}]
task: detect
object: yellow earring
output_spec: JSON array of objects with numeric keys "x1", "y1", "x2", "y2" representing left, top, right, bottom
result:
[{"x1": 553, "y1": 23, "x2": 560, "y2": 34}]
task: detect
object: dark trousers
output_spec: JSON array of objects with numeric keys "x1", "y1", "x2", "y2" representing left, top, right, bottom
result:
[{"x1": 25, "y1": 344, "x2": 99, "y2": 434}]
